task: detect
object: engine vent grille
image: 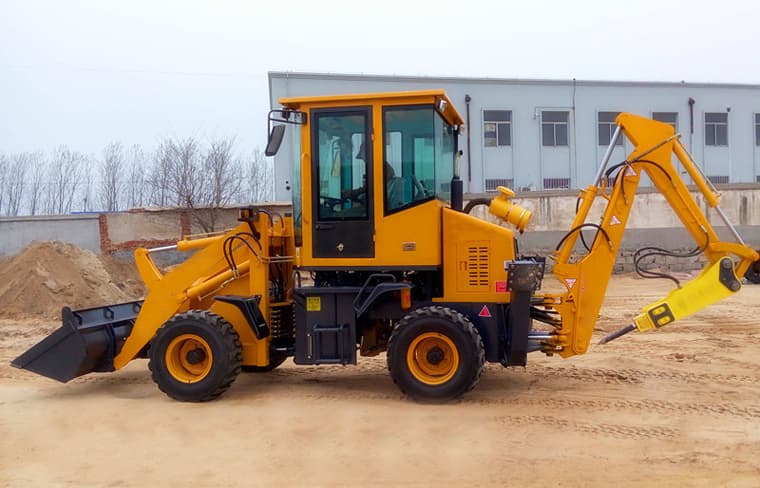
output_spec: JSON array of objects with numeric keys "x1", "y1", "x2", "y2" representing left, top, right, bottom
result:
[{"x1": 467, "y1": 245, "x2": 490, "y2": 287}]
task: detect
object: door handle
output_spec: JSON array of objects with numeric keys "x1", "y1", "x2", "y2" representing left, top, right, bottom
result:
[{"x1": 315, "y1": 223, "x2": 334, "y2": 230}]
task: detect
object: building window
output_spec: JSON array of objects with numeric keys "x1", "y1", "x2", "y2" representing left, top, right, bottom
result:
[
  {"x1": 705, "y1": 112, "x2": 728, "y2": 146},
  {"x1": 485, "y1": 178, "x2": 514, "y2": 192},
  {"x1": 598, "y1": 111, "x2": 623, "y2": 146},
  {"x1": 652, "y1": 112, "x2": 678, "y2": 131},
  {"x1": 708, "y1": 175, "x2": 729, "y2": 185},
  {"x1": 483, "y1": 110, "x2": 511, "y2": 146},
  {"x1": 541, "y1": 111, "x2": 568, "y2": 147},
  {"x1": 755, "y1": 114, "x2": 760, "y2": 146},
  {"x1": 543, "y1": 177, "x2": 570, "y2": 190}
]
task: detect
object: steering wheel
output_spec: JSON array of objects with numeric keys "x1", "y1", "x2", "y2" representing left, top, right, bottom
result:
[
  {"x1": 319, "y1": 195, "x2": 350, "y2": 214},
  {"x1": 321, "y1": 195, "x2": 346, "y2": 206}
]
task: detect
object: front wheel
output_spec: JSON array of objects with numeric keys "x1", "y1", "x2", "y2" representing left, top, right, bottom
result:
[
  {"x1": 149, "y1": 310, "x2": 242, "y2": 402},
  {"x1": 387, "y1": 306, "x2": 485, "y2": 402}
]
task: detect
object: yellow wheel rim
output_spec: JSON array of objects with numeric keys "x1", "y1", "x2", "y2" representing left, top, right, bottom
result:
[
  {"x1": 165, "y1": 334, "x2": 213, "y2": 383},
  {"x1": 406, "y1": 332, "x2": 460, "y2": 385}
]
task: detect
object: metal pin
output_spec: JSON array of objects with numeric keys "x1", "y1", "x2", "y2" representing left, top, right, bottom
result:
[{"x1": 599, "y1": 323, "x2": 637, "y2": 344}]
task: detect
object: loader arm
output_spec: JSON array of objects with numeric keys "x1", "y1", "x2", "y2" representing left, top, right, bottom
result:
[{"x1": 546, "y1": 113, "x2": 759, "y2": 358}]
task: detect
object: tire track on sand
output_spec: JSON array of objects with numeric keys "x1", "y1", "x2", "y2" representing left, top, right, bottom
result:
[
  {"x1": 521, "y1": 364, "x2": 760, "y2": 386},
  {"x1": 495, "y1": 414, "x2": 677, "y2": 440}
]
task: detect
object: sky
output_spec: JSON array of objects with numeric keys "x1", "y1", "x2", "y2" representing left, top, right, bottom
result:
[{"x1": 1, "y1": 0, "x2": 759, "y2": 158}]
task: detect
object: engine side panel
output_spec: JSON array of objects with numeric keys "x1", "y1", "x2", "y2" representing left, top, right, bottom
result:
[{"x1": 438, "y1": 208, "x2": 516, "y2": 304}]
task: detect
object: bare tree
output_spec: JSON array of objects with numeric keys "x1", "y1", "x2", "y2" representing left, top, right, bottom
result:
[
  {"x1": 149, "y1": 137, "x2": 200, "y2": 208},
  {"x1": 47, "y1": 146, "x2": 84, "y2": 215},
  {"x1": 149, "y1": 136, "x2": 203, "y2": 210},
  {"x1": 192, "y1": 137, "x2": 243, "y2": 232},
  {"x1": 80, "y1": 154, "x2": 96, "y2": 212},
  {"x1": 148, "y1": 140, "x2": 173, "y2": 207},
  {"x1": 0, "y1": 153, "x2": 7, "y2": 215},
  {"x1": 167, "y1": 137, "x2": 201, "y2": 208},
  {"x1": 3, "y1": 153, "x2": 30, "y2": 216},
  {"x1": 98, "y1": 142, "x2": 124, "y2": 212},
  {"x1": 126, "y1": 144, "x2": 147, "y2": 209},
  {"x1": 247, "y1": 147, "x2": 274, "y2": 202},
  {"x1": 26, "y1": 151, "x2": 47, "y2": 216},
  {"x1": 3, "y1": 136, "x2": 270, "y2": 217}
]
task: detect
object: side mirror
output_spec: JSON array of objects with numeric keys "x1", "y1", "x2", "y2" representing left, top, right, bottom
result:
[{"x1": 265, "y1": 125, "x2": 286, "y2": 156}]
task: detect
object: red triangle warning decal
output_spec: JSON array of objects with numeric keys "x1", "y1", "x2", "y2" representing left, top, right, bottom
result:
[{"x1": 478, "y1": 305, "x2": 492, "y2": 318}]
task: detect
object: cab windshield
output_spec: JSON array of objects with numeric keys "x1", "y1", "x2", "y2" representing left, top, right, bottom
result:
[{"x1": 382, "y1": 106, "x2": 456, "y2": 214}]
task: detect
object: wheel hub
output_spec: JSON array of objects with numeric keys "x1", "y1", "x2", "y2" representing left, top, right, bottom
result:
[
  {"x1": 186, "y1": 348, "x2": 206, "y2": 365},
  {"x1": 165, "y1": 334, "x2": 214, "y2": 383},
  {"x1": 426, "y1": 346, "x2": 444, "y2": 365},
  {"x1": 406, "y1": 332, "x2": 460, "y2": 386}
]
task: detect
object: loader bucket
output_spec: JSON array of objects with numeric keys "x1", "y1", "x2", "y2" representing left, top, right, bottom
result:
[{"x1": 11, "y1": 301, "x2": 143, "y2": 383}]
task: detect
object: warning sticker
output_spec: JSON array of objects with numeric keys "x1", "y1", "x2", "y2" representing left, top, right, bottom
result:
[
  {"x1": 306, "y1": 296, "x2": 321, "y2": 312},
  {"x1": 478, "y1": 305, "x2": 492, "y2": 318},
  {"x1": 626, "y1": 167, "x2": 637, "y2": 177},
  {"x1": 495, "y1": 280, "x2": 507, "y2": 293},
  {"x1": 565, "y1": 278, "x2": 577, "y2": 289},
  {"x1": 610, "y1": 215, "x2": 622, "y2": 225}
]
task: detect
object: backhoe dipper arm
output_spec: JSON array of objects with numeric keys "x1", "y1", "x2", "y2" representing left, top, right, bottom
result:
[{"x1": 547, "y1": 113, "x2": 759, "y2": 358}]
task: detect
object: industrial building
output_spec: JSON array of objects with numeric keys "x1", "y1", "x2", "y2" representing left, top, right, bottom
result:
[{"x1": 269, "y1": 71, "x2": 760, "y2": 201}]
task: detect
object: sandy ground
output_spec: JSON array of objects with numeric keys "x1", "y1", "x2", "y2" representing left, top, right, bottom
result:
[{"x1": 1, "y1": 275, "x2": 759, "y2": 487}]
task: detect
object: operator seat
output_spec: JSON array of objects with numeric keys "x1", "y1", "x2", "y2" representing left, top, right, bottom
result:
[{"x1": 387, "y1": 176, "x2": 405, "y2": 210}]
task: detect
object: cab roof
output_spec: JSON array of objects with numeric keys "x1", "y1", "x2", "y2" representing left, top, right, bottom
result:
[{"x1": 278, "y1": 89, "x2": 464, "y2": 126}]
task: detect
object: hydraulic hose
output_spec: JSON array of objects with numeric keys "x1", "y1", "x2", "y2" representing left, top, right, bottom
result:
[{"x1": 463, "y1": 198, "x2": 492, "y2": 215}]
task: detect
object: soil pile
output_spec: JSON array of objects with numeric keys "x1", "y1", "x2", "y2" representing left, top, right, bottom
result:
[{"x1": 0, "y1": 241, "x2": 145, "y2": 319}]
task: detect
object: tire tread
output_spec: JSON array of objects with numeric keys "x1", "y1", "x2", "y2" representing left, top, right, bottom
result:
[
  {"x1": 387, "y1": 305, "x2": 485, "y2": 401},
  {"x1": 149, "y1": 310, "x2": 242, "y2": 402}
]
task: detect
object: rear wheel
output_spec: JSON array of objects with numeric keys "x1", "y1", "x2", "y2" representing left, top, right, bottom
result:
[
  {"x1": 744, "y1": 252, "x2": 760, "y2": 284},
  {"x1": 387, "y1": 306, "x2": 485, "y2": 402},
  {"x1": 149, "y1": 310, "x2": 242, "y2": 402}
]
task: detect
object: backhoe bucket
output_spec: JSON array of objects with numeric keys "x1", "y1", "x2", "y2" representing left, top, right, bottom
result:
[{"x1": 11, "y1": 301, "x2": 143, "y2": 382}]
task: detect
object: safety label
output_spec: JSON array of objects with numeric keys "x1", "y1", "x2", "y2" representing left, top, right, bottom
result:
[
  {"x1": 306, "y1": 296, "x2": 321, "y2": 312},
  {"x1": 478, "y1": 305, "x2": 492, "y2": 318}
]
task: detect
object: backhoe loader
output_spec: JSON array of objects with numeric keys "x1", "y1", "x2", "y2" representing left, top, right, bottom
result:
[{"x1": 13, "y1": 90, "x2": 760, "y2": 402}]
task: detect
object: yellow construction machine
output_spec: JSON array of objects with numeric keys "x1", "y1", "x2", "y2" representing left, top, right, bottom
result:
[{"x1": 13, "y1": 90, "x2": 760, "y2": 401}]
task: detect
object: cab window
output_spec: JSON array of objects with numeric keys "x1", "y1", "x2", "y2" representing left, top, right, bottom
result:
[
  {"x1": 313, "y1": 111, "x2": 370, "y2": 220},
  {"x1": 383, "y1": 106, "x2": 455, "y2": 213}
]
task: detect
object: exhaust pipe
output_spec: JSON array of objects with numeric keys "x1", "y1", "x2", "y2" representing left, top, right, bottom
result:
[{"x1": 11, "y1": 301, "x2": 142, "y2": 382}]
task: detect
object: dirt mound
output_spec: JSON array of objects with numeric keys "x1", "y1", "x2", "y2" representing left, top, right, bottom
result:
[{"x1": 0, "y1": 241, "x2": 145, "y2": 319}]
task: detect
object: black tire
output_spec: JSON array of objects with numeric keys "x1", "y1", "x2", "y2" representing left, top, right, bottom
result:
[
  {"x1": 387, "y1": 306, "x2": 485, "y2": 402},
  {"x1": 241, "y1": 353, "x2": 288, "y2": 373},
  {"x1": 744, "y1": 253, "x2": 760, "y2": 284},
  {"x1": 149, "y1": 310, "x2": 242, "y2": 402}
]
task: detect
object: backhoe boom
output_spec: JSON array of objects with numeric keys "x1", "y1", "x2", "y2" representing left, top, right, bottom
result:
[{"x1": 546, "y1": 113, "x2": 758, "y2": 356}]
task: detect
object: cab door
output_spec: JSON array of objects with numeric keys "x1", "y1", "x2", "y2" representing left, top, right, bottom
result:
[{"x1": 311, "y1": 107, "x2": 375, "y2": 258}]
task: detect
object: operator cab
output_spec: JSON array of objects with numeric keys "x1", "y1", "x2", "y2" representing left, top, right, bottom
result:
[{"x1": 267, "y1": 91, "x2": 465, "y2": 269}]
